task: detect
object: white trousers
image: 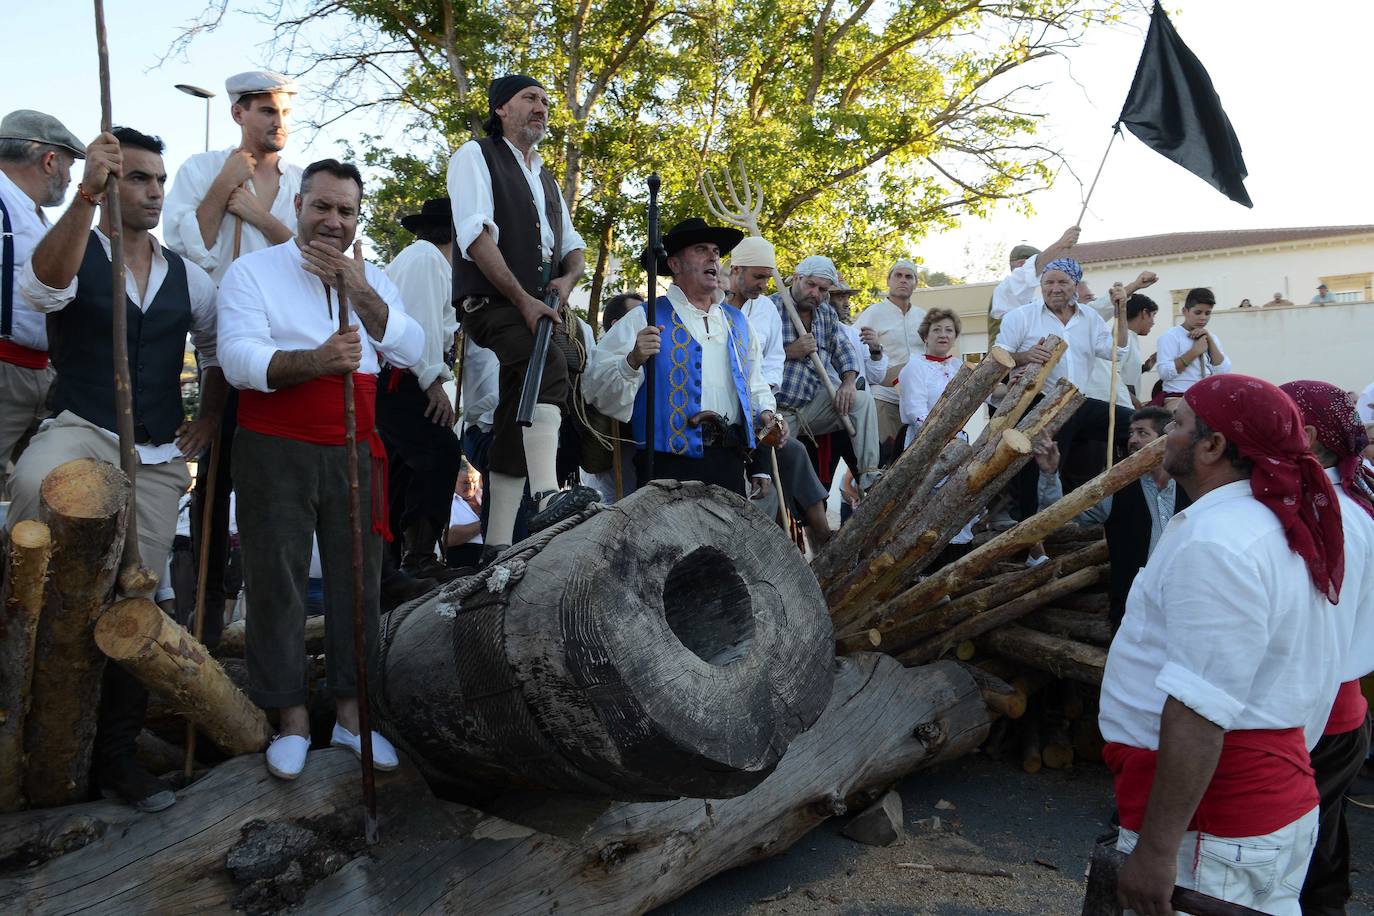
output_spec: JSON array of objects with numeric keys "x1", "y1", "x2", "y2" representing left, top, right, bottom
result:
[{"x1": 1116, "y1": 805, "x2": 1319, "y2": 916}]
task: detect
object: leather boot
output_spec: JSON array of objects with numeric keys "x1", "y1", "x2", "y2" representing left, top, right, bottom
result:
[{"x1": 400, "y1": 520, "x2": 466, "y2": 583}]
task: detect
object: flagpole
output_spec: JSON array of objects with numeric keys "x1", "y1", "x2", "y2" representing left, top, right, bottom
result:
[{"x1": 1076, "y1": 124, "x2": 1123, "y2": 226}]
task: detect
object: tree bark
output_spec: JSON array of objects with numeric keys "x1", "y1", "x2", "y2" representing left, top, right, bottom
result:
[
  {"x1": 895, "y1": 564, "x2": 1106, "y2": 666},
  {"x1": 24, "y1": 458, "x2": 129, "y2": 809},
  {"x1": 585, "y1": 216, "x2": 614, "y2": 334},
  {"x1": 0, "y1": 656, "x2": 992, "y2": 916},
  {"x1": 94, "y1": 598, "x2": 271, "y2": 756},
  {"x1": 880, "y1": 436, "x2": 1164, "y2": 615},
  {"x1": 1022, "y1": 607, "x2": 1112, "y2": 647},
  {"x1": 0, "y1": 520, "x2": 52, "y2": 812},
  {"x1": 983, "y1": 625, "x2": 1108, "y2": 686},
  {"x1": 215, "y1": 615, "x2": 327, "y2": 659}
]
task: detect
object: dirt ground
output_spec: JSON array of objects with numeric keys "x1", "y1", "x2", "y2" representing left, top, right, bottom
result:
[{"x1": 659, "y1": 751, "x2": 1374, "y2": 916}]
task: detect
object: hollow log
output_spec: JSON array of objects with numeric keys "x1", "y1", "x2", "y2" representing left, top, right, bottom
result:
[
  {"x1": 24, "y1": 458, "x2": 130, "y2": 809},
  {"x1": 812, "y1": 348, "x2": 1012, "y2": 590},
  {"x1": 0, "y1": 655, "x2": 992, "y2": 915},
  {"x1": 881, "y1": 437, "x2": 1164, "y2": 615},
  {"x1": 896, "y1": 564, "x2": 1106, "y2": 666},
  {"x1": 983, "y1": 625, "x2": 1108, "y2": 685},
  {"x1": 0, "y1": 520, "x2": 52, "y2": 812},
  {"x1": 214, "y1": 614, "x2": 327, "y2": 659},
  {"x1": 94, "y1": 598, "x2": 271, "y2": 756},
  {"x1": 1022, "y1": 607, "x2": 1113, "y2": 647},
  {"x1": 379, "y1": 480, "x2": 834, "y2": 801}
]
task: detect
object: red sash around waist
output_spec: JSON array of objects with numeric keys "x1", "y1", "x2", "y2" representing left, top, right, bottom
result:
[
  {"x1": 1324, "y1": 680, "x2": 1369, "y2": 736},
  {"x1": 238, "y1": 374, "x2": 392, "y2": 540},
  {"x1": 1105, "y1": 727, "x2": 1316, "y2": 838},
  {"x1": 0, "y1": 339, "x2": 49, "y2": 369}
]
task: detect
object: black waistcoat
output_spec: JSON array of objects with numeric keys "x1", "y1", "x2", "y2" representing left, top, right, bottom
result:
[
  {"x1": 1104, "y1": 477, "x2": 1192, "y2": 624},
  {"x1": 48, "y1": 232, "x2": 191, "y2": 444}
]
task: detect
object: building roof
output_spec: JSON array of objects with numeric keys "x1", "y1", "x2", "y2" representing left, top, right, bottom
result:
[{"x1": 1072, "y1": 226, "x2": 1374, "y2": 265}]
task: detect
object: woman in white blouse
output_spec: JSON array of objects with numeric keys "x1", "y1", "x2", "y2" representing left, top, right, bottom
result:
[{"x1": 898, "y1": 308, "x2": 963, "y2": 447}]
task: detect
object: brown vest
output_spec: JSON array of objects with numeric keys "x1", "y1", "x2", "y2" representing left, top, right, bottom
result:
[{"x1": 451, "y1": 136, "x2": 565, "y2": 304}]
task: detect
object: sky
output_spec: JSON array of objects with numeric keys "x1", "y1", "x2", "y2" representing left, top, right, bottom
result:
[{"x1": 9, "y1": 1, "x2": 1371, "y2": 281}]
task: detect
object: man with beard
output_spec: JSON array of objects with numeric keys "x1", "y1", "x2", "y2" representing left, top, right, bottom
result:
[
  {"x1": 1035, "y1": 405, "x2": 1190, "y2": 630},
  {"x1": 164, "y1": 70, "x2": 304, "y2": 646},
  {"x1": 586, "y1": 218, "x2": 779, "y2": 496},
  {"x1": 9, "y1": 127, "x2": 221, "y2": 810},
  {"x1": 1101, "y1": 374, "x2": 1346, "y2": 916},
  {"x1": 776, "y1": 255, "x2": 880, "y2": 490},
  {"x1": 852, "y1": 258, "x2": 924, "y2": 456},
  {"x1": 0, "y1": 110, "x2": 84, "y2": 497},
  {"x1": 446, "y1": 75, "x2": 595, "y2": 555},
  {"x1": 217, "y1": 159, "x2": 424, "y2": 780}
]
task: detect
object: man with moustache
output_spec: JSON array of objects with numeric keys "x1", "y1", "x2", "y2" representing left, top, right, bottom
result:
[
  {"x1": 164, "y1": 70, "x2": 304, "y2": 646},
  {"x1": 0, "y1": 110, "x2": 85, "y2": 497},
  {"x1": 9, "y1": 127, "x2": 221, "y2": 811},
  {"x1": 217, "y1": 159, "x2": 424, "y2": 780},
  {"x1": 446, "y1": 75, "x2": 594, "y2": 557}
]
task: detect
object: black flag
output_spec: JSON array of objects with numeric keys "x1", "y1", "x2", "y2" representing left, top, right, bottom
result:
[{"x1": 1118, "y1": 1, "x2": 1252, "y2": 207}]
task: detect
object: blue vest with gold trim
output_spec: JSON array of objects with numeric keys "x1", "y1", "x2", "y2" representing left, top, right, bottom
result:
[{"x1": 631, "y1": 295, "x2": 754, "y2": 457}]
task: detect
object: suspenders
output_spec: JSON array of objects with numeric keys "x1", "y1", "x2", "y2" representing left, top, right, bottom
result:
[{"x1": 0, "y1": 194, "x2": 13, "y2": 339}]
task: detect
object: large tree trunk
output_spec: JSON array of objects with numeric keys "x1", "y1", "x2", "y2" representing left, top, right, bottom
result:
[
  {"x1": 585, "y1": 217, "x2": 614, "y2": 334},
  {"x1": 983, "y1": 625, "x2": 1108, "y2": 685},
  {"x1": 379, "y1": 480, "x2": 835, "y2": 801},
  {"x1": 0, "y1": 520, "x2": 52, "y2": 812},
  {"x1": 93, "y1": 598, "x2": 271, "y2": 756},
  {"x1": 0, "y1": 655, "x2": 990, "y2": 915},
  {"x1": 24, "y1": 459, "x2": 130, "y2": 809}
]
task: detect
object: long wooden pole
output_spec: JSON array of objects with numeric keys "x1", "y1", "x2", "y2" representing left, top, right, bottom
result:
[
  {"x1": 93, "y1": 0, "x2": 150, "y2": 594},
  {"x1": 183, "y1": 433, "x2": 221, "y2": 778},
  {"x1": 336, "y1": 273, "x2": 378, "y2": 846},
  {"x1": 1075, "y1": 125, "x2": 1122, "y2": 226}
]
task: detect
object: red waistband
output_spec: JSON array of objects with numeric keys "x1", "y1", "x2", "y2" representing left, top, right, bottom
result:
[
  {"x1": 238, "y1": 375, "x2": 392, "y2": 541},
  {"x1": 0, "y1": 340, "x2": 49, "y2": 369},
  {"x1": 1105, "y1": 727, "x2": 1316, "y2": 837},
  {"x1": 1325, "y1": 680, "x2": 1368, "y2": 736}
]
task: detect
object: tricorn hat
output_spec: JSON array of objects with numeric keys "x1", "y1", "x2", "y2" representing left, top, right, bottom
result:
[
  {"x1": 640, "y1": 217, "x2": 744, "y2": 276},
  {"x1": 400, "y1": 197, "x2": 452, "y2": 234}
]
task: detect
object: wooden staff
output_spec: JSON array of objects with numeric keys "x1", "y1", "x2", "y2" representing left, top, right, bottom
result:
[
  {"x1": 769, "y1": 448, "x2": 788, "y2": 529},
  {"x1": 611, "y1": 420, "x2": 624, "y2": 500},
  {"x1": 182, "y1": 433, "x2": 222, "y2": 778},
  {"x1": 336, "y1": 271, "x2": 379, "y2": 845},
  {"x1": 93, "y1": 0, "x2": 152, "y2": 594}
]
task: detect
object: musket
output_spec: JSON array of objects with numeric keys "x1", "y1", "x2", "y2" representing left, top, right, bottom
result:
[
  {"x1": 336, "y1": 272, "x2": 379, "y2": 846},
  {"x1": 515, "y1": 288, "x2": 560, "y2": 427},
  {"x1": 643, "y1": 173, "x2": 662, "y2": 482}
]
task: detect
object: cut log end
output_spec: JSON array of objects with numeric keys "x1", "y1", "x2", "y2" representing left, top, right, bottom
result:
[
  {"x1": 116, "y1": 564, "x2": 161, "y2": 601},
  {"x1": 38, "y1": 459, "x2": 130, "y2": 520},
  {"x1": 9, "y1": 520, "x2": 51, "y2": 551},
  {"x1": 988, "y1": 346, "x2": 1015, "y2": 369}
]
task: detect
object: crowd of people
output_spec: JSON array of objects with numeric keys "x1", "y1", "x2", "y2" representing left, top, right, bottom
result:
[{"x1": 2, "y1": 70, "x2": 1372, "y2": 916}]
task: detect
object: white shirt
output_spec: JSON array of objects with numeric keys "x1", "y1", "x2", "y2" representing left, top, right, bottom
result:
[
  {"x1": 839, "y1": 321, "x2": 889, "y2": 387},
  {"x1": 1358, "y1": 382, "x2": 1374, "y2": 425},
  {"x1": 584, "y1": 285, "x2": 775, "y2": 426},
  {"x1": 989, "y1": 255, "x2": 1040, "y2": 320},
  {"x1": 448, "y1": 494, "x2": 483, "y2": 546},
  {"x1": 384, "y1": 240, "x2": 456, "y2": 390},
  {"x1": 19, "y1": 228, "x2": 219, "y2": 464},
  {"x1": 446, "y1": 138, "x2": 584, "y2": 262},
  {"x1": 739, "y1": 294, "x2": 784, "y2": 389},
  {"x1": 163, "y1": 148, "x2": 303, "y2": 283},
  {"x1": 899, "y1": 354, "x2": 962, "y2": 444},
  {"x1": 458, "y1": 338, "x2": 500, "y2": 434},
  {"x1": 995, "y1": 300, "x2": 1130, "y2": 394},
  {"x1": 1326, "y1": 467, "x2": 1374, "y2": 683},
  {"x1": 1156, "y1": 324, "x2": 1232, "y2": 394},
  {"x1": 1099, "y1": 480, "x2": 1342, "y2": 752},
  {"x1": 851, "y1": 298, "x2": 926, "y2": 404},
  {"x1": 217, "y1": 239, "x2": 424, "y2": 392},
  {"x1": 0, "y1": 169, "x2": 51, "y2": 350}
]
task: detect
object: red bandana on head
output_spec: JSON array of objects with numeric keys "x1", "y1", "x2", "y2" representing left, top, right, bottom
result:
[
  {"x1": 1280, "y1": 380, "x2": 1374, "y2": 522},
  {"x1": 1184, "y1": 374, "x2": 1345, "y2": 603}
]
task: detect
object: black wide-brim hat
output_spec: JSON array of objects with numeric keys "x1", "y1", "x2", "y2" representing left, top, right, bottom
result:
[
  {"x1": 400, "y1": 197, "x2": 452, "y2": 234},
  {"x1": 640, "y1": 217, "x2": 744, "y2": 276}
]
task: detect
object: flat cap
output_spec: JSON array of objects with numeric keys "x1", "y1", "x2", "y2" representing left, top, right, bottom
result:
[
  {"x1": 225, "y1": 70, "x2": 298, "y2": 104},
  {"x1": 0, "y1": 110, "x2": 85, "y2": 158},
  {"x1": 1009, "y1": 243, "x2": 1040, "y2": 262}
]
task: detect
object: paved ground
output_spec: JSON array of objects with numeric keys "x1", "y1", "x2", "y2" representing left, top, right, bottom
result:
[{"x1": 659, "y1": 751, "x2": 1374, "y2": 915}]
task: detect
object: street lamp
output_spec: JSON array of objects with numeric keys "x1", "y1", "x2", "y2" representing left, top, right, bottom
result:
[{"x1": 175, "y1": 83, "x2": 216, "y2": 152}]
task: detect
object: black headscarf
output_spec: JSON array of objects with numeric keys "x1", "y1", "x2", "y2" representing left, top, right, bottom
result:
[{"x1": 484, "y1": 75, "x2": 544, "y2": 137}]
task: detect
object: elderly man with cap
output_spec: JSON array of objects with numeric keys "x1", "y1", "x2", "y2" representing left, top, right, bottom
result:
[
  {"x1": 377, "y1": 197, "x2": 464, "y2": 586},
  {"x1": 829, "y1": 275, "x2": 888, "y2": 388},
  {"x1": 586, "y1": 217, "x2": 779, "y2": 496},
  {"x1": 0, "y1": 110, "x2": 84, "y2": 498},
  {"x1": 723, "y1": 236, "x2": 832, "y2": 546},
  {"x1": 1279, "y1": 381, "x2": 1374, "y2": 916},
  {"x1": 1102, "y1": 374, "x2": 1346, "y2": 916},
  {"x1": 11, "y1": 126, "x2": 221, "y2": 811},
  {"x1": 775, "y1": 255, "x2": 880, "y2": 489},
  {"x1": 852, "y1": 257, "x2": 924, "y2": 458},
  {"x1": 446, "y1": 74, "x2": 594, "y2": 557},
  {"x1": 164, "y1": 69, "x2": 303, "y2": 646}
]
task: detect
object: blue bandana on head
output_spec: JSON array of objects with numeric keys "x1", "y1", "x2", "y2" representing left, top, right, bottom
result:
[{"x1": 1042, "y1": 257, "x2": 1083, "y2": 285}]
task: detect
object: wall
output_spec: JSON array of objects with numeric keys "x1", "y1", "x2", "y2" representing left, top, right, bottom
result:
[{"x1": 1205, "y1": 301, "x2": 1373, "y2": 392}]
